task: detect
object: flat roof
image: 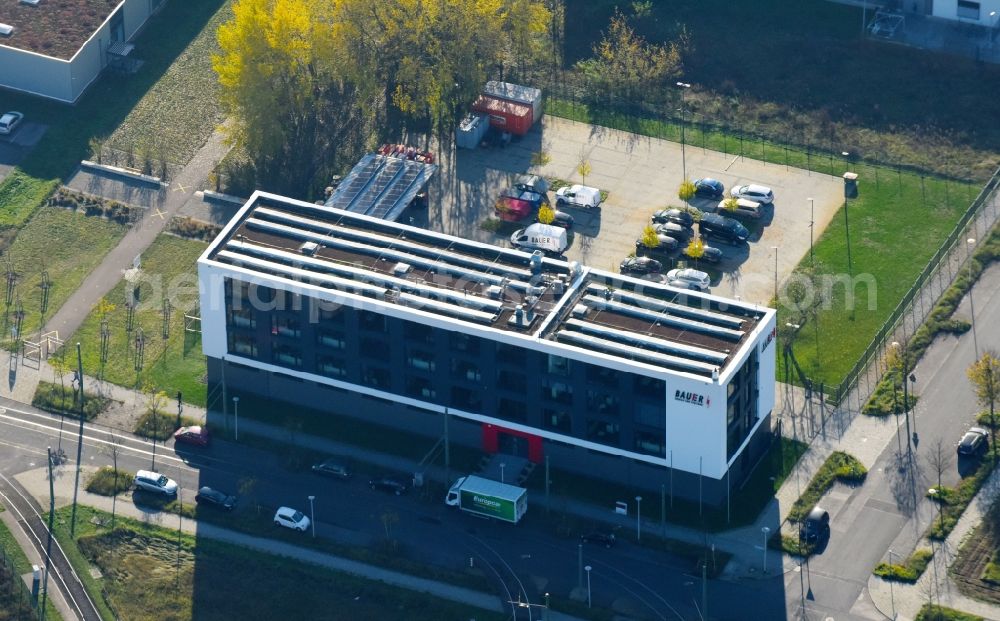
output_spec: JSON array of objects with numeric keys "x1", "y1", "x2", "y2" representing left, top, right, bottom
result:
[
  {"x1": 325, "y1": 153, "x2": 437, "y2": 222},
  {"x1": 204, "y1": 193, "x2": 769, "y2": 379},
  {"x1": 0, "y1": 0, "x2": 121, "y2": 60}
]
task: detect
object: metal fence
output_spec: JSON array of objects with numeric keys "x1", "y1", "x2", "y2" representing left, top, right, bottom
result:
[{"x1": 0, "y1": 545, "x2": 42, "y2": 621}]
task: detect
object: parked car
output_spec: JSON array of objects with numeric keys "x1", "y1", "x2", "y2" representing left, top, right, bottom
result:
[
  {"x1": 369, "y1": 475, "x2": 409, "y2": 495},
  {"x1": 0, "y1": 111, "x2": 23, "y2": 136},
  {"x1": 538, "y1": 209, "x2": 574, "y2": 230},
  {"x1": 635, "y1": 235, "x2": 679, "y2": 257},
  {"x1": 957, "y1": 427, "x2": 989, "y2": 456},
  {"x1": 195, "y1": 486, "x2": 237, "y2": 511},
  {"x1": 655, "y1": 221, "x2": 693, "y2": 241},
  {"x1": 699, "y1": 213, "x2": 750, "y2": 244},
  {"x1": 651, "y1": 208, "x2": 695, "y2": 227},
  {"x1": 694, "y1": 178, "x2": 725, "y2": 199},
  {"x1": 681, "y1": 242, "x2": 723, "y2": 264},
  {"x1": 134, "y1": 470, "x2": 178, "y2": 496},
  {"x1": 666, "y1": 268, "x2": 710, "y2": 291},
  {"x1": 311, "y1": 457, "x2": 352, "y2": 479},
  {"x1": 799, "y1": 506, "x2": 830, "y2": 543},
  {"x1": 730, "y1": 183, "x2": 774, "y2": 205},
  {"x1": 515, "y1": 174, "x2": 550, "y2": 196},
  {"x1": 555, "y1": 184, "x2": 602, "y2": 208},
  {"x1": 620, "y1": 256, "x2": 663, "y2": 276},
  {"x1": 274, "y1": 506, "x2": 311, "y2": 531},
  {"x1": 173, "y1": 425, "x2": 210, "y2": 447},
  {"x1": 580, "y1": 530, "x2": 617, "y2": 548},
  {"x1": 717, "y1": 197, "x2": 763, "y2": 220},
  {"x1": 510, "y1": 223, "x2": 569, "y2": 254}
]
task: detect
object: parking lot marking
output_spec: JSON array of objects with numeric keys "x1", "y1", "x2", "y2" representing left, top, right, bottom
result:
[
  {"x1": 173, "y1": 182, "x2": 188, "y2": 193},
  {"x1": 153, "y1": 208, "x2": 166, "y2": 220},
  {"x1": 725, "y1": 155, "x2": 740, "y2": 171}
]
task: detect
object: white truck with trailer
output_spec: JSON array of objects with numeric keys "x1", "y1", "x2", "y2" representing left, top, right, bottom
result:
[{"x1": 445, "y1": 475, "x2": 528, "y2": 524}]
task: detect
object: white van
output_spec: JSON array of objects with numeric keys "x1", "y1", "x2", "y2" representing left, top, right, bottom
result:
[
  {"x1": 555, "y1": 184, "x2": 602, "y2": 209},
  {"x1": 510, "y1": 223, "x2": 568, "y2": 254},
  {"x1": 717, "y1": 197, "x2": 763, "y2": 219}
]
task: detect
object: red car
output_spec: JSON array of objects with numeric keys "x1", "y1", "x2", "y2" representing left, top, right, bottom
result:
[{"x1": 173, "y1": 425, "x2": 210, "y2": 447}]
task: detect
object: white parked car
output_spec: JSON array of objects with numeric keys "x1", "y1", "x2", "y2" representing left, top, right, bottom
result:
[
  {"x1": 555, "y1": 184, "x2": 602, "y2": 208},
  {"x1": 730, "y1": 184, "x2": 774, "y2": 205},
  {"x1": 134, "y1": 470, "x2": 178, "y2": 496},
  {"x1": 273, "y1": 506, "x2": 311, "y2": 531},
  {"x1": 0, "y1": 111, "x2": 23, "y2": 136},
  {"x1": 666, "y1": 268, "x2": 710, "y2": 291}
]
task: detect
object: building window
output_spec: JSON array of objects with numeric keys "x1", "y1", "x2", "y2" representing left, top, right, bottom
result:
[
  {"x1": 543, "y1": 408, "x2": 571, "y2": 432},
  {"x1": 451, "y1": 332, "x2": 480, "y2": 354},
  {"x1": 498, "y1": 398, "x2": 528, "y2": 422},
  {"x1": 634, "y1": 401, "x2": 665, "y2": 428},
  {"x1": 586, "y1": 364, "x2": 618, "y2": 388},
  {"x1": 316, "y1": 356, "x2": 347, "y2": 378},
  {"x1": 957, "y1": 0, "x2": 980, "y2": 19},
  {"x1": 317, "y1": 330, "x2": 346, "y2": 350},
  {"x1": 587, "y1": 390, "x2": 620, "y2": 416},
  {"x1": 360, "y1": 338, "x2": 389, "y2": 361},
  {"x1": 451, "y1": 386, "x2": 482, "y2": 411},
  {"x1": 451, "y1": 359, "x2": 481, "y2": 382},
  {"x1": 496, "y1": 342, "x2": 524, "y2": 364},
  {"x1": 404, "y1": 321, "x2": 435, "y2": 345},
  {"x1": 407, "y1": 350, "x2": 436, "y2": 372},
  {"x1": 586, "y1": 419, "x2": 620, "y2": 446},
  {"x1": 271, "y1": 315, "x2": 301, "y2": 338},
  {"x1": 542, "y1": 379, "x2": 573, "y2": 404},
  {"x1": 228, "y1": 334, "x2": 257, "y2": 358},
  {"x1": 314, "y1": 302, "x2": 346, "y2": 324},
  {"x1": 634, "y1": 375, "x2": 664, "y2": 398},
  {"x1": 634, "y1": 431, "x2": 666, "y2": 457},
  {"x1": 406, "y1": 376, "x2": 436, "y2": 400},
  {"x1": 358, "y1": 311, "x2": 387, "y2": 333},
  {"x1": 497, "y1": 370, "x2": 526, "y2": 392},
  {"x1": 361, "y1": 364, "x2": 391, "y2": 389},
  {"x1": 272, "y1": 345, "x2": 302, "y2": 368},
  {"x1": 547, "y1": 354, "x2": 570, "y2": 377},
  {"x1": 727, "y1": 402, "x2": 738, "y2": 427},
  {"x1": 229, "y1": 307, "x2": 255, "y2": 329}
]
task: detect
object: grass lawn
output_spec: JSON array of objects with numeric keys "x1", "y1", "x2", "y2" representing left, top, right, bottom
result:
[
  {"x1": 53, "y1": 505, "x2": 503, "y2": 621},
  {"x1": 0, "y1": 208, "x2": 127, "y2": 341},
  {"x1": 103, "y1": 2, "x2": 232, "y2": 166},
  {"x1": 916, "y1": 604, "x2": 983, "y2": 621},
  {"x1": 0, "y1": 518, "x2": 63, "y2": 621},
  {"x1": 65, "y1": 234, "x2": 208, "y2": 405},
  {"x1": 874, "y1": 548, "x2": 933, "y2": 583}
]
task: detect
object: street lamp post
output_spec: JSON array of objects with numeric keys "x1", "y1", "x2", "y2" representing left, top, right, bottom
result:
[
  {"x1": 676, "y1": 82, "x2": 691, "y2": 180},
  {"x1": 808, "y1": 197, "x2": 815, "y2": 266},
  {"x1": 635, "y1": 496, "x2": 642, "y2": 541},
  {"x1": 232, "y1": 396, "x2": 240, "y2": 441},
  {"x1": 308, "y1": 495, "x2": 316, "y2": 538},
  {"x1": 770, "y1": 246, "x2": 779, "y2": 305},
  {"x1": 967, "y1": 238, "x2": 979, "y2": 360},
  {"x1": 761, "y1": 526, "x2": 771, "y2": 573},
  {"x1": 893, "y1": 341, "x2": 915, "y2": 455},
  {"x1": 585, "y1": 565, "x2": 592, "y2": 608}
]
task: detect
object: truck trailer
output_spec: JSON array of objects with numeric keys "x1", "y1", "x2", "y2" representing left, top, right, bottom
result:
[{"x1": 445, "y1": 475, "x2": 528, "y2": 524}]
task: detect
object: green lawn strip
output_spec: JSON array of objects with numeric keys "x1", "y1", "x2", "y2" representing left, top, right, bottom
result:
[
  {"x1": 864, "y1": 226, "x2": 1000, "y2": 416},
  {"x1": 65, "y1": 234, "x2": 208, "y2": 406},
  {"x1": 787, "y1": 451, "x2": 867, "y2": 523},
  {"x1": 915, "y1": 605, "x2": 983, "y2": 621},
  {"x1": 0, "y1": 171, "x2": 59, "y2": 229},
  {"x1": 983, "y1": 557, "x2": 1000, "y2": 585},
  {"x1": 926, "y1": 452, "x2": 997, "y2": 541},
  {"x1": 32, "y1": 380, "x2": 115, "y2": 421},
  {"x1": 0, "y1": 519, "x2": 64, "y2": 621},
  {"x1": 1, "y1": 208, "x2": 127, "y2": 342},
  {"x1": 103, "y1": 2, "x2": 231, "y2": 166},
  {"x1": 873, "y1": 548, "x2": 933, "y2": 583},
  {"x1": 54, "y1": 505, "x2": 503, "y2": 621},
  {"x1": 85, "y1": 467, "x2": 134, "y2": 496}
]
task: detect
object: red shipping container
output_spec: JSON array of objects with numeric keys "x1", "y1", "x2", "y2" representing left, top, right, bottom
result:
[
  {"x1": 471, "y1": 95, "x2": 533, "y2": 136},
  {"x1": 495, "y1": 197, "x2": 534, "y2": 222}
]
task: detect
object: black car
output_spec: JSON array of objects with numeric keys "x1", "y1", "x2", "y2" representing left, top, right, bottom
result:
[
  {"x1": 694, "y1": 178, "x2": 725, "y2": 199},
  {"x1": 195, "y1": 486, "x2": 237, "y2": 511},
  {"x1": 681, "y1": 243, "x2": 724, "y2": 264},
  {"x1": 311, "y1": 458, "x2": 352, "y2": 479},
  {"x1": 651, "y1": 208, "x2": 694, "y2": 227},
  {"x1": 655, "y1": 221, "x2": 693, "y2": 241},
  {"x1": 799, "y1": 506, "x2": 830, "y2": 543},
  {"x1": 699, "y1": 213, "x2": 749, "y2": 244},
  {"x1": 580, "y1": 531, "x2": 617, "y2": 548},
  {"x1": 537, "y1": 209, "x2": 574, "y2": 230},
  {"x1": 957, "y1": 427, "x2": 989, "y2": 456},
  {"x1": 636, "y1": 234, "x2": 679, "y2": 253},
  {"x1": 620, "y1": 256, "x2": 662, "y2": 276},
  {"x1": 369, "y1": 475, "x2": 409, "y2": 495}
]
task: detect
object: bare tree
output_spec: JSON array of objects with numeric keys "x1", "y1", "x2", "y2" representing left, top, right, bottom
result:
[
  {"x1": 925, "y1": 438, "x2": 949, "y2": 526},
  {"x1": 968, "y1": 350, "x2": 1000, "y2": 464}
]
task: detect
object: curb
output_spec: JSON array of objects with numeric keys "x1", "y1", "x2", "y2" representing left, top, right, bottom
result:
[
  {"x1": 200, "y1": 189, "x2": 246, "y2": 206},
  {"x1": 80, "y1": 160, "x2": 165, "y2": 187}
]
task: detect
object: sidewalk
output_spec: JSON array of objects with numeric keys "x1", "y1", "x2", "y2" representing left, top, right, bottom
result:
[{"x1": 11, "y1": 465, "x2": 587, "y2": 621}]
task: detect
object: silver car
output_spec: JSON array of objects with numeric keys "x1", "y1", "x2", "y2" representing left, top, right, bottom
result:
[
  {"x1": 730, "y1": 184, "x2": 774, "y2": 205},
  {"x1": 0, "y1": 111, "x2": 23, "y2": 135},
  {"x1": 666, "y1": 268, "x2": 710, "y2": 291}
]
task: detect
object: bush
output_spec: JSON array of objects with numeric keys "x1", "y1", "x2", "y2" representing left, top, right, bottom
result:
[
  {"x1": 46, "y1": 188, "x2": 139, "y2": 225},
  {"x1": 915, "y1": 604, "x2": 982, "y2": 621},
  {"x1": 133, "y1": 409, "x2": 198, "y2": 441},
  {"x1": 873, "y1": 548, "x2": 933, "y2": 582},
  {"x1": 788, "y1": 451, "x2": 867, "y2": 522},
  {"x1": 167, "y1": 216, "x2": 221, "y2": 241},
  {"x1": 32, "y1": 380, "x2": 112, "y2": 421},
  {"x1": 479, "y1": 218, "x2": 502, "y2": 232},
  {"x1": 85, "y1": 466, "x2": 133, "y2": 496}
]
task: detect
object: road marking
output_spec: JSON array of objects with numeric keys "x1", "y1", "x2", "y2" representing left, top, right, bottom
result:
[
  {"x1": 725, "y1": 155, "x2": 740, "y2": 171},
  {"x1": 153, "y1": 208, "x2": 167, "y2": 220}
]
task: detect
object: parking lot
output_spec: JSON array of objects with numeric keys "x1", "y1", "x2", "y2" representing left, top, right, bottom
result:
[
  {"x1": 0, "y1": 120, "x2": 46, "y2": 184},
  {"x1": 425, "y1": 115, "x2": 844, "y2": 305}
]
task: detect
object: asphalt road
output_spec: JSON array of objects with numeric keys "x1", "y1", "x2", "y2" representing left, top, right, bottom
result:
[
  {"x1": 0, "y1": 401, "x2": 787, "y2": 621},
  {"x1": 781, "y1": 265, "x2": 1000, "y2": 620}
]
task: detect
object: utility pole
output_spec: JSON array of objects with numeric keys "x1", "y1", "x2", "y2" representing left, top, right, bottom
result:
[
  {"x1": 70, "y1": 342, "x2": 84, "y2": 537},
  {"x1": 41, "y1": 447, "x2": 55, "y2": 621}
]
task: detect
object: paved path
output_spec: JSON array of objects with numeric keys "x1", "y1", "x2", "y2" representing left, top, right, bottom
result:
[{"x1": 42, "y1": 129, "x2": 231, "y2": 342}]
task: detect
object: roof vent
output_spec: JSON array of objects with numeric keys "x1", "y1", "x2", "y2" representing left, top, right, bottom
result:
[
  {"x1": 552, "y1": 279, "x2": 565, "y2": 295},
  {"x1": 486, "y1": 284, "x2": 503, "y2": 299},
  {"x1": 20, "y1": 0, "x2": 40, "y2": 5},
  {"x1": 712, "y1": 367, "x2": 720, "y2": 381},
  {"x1": 392, "y1": 262, "x2": 412, "y2": 276},
  {"x1": 299, "y1": 241, "x2": 320, "y2": 256},
  {"x1": 530, "y1": 250, "x2": 543, "y2": 275},
  {"x1": 0, "y1": 24, "x2": 13, "y2": 36},
  {"x1": 528, "y1": 285, "x2": 546, "y2": 298},
  {"x1": 572, "y1": 304, "x2": 589, "y2": 318}
]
